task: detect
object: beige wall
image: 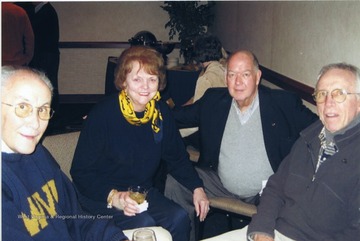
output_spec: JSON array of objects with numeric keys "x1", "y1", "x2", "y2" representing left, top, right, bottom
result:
[
  {"x1": 213, "y1": 1, "x2": 360, "y2": 89},
  {"x1": 54, "y1": 2, "x2": 171, "y2": 41},
  {"x1": 52, "y1": 1, "x2": 178, "y2": 94},
  {"x1": 53, "y1": 1, "x2": 360, "y2": 94}
]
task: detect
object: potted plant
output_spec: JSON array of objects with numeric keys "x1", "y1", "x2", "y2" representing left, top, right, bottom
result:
[{"x1": 161, "y1": 1, "x2": 215, "y2": 65}]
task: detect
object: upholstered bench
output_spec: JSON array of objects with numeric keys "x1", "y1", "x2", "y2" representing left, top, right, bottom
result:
[{"x1": 42, "y1": 131, "x2": 80, "y2": 180}]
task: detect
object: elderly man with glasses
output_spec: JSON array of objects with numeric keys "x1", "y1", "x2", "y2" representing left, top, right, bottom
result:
[{"x1": 201, "y1": 62, "x2": 360, "y2": 241}]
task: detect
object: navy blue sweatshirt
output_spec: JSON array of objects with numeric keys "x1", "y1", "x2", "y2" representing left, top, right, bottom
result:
[{"x1": 2, "y1": 145, "x2": 127, "y2": 241}]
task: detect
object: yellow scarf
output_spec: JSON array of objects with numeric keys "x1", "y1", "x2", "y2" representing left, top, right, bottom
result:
[{"x1": 119, "y1": 90, "x2": 163, "y2": 133}]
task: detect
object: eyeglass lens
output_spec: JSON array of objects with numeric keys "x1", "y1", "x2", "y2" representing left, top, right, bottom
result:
[
  {"x1": 15, "y1": 103, "x2": 54, "y2": 120},
  {"x1": 313, "y1": 89, "x2": 347, "y2": 103}
]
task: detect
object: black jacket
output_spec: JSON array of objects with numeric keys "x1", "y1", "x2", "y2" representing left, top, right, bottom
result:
[{"x1": 173, "y1": 86, "x2": 318, "y2": 172}]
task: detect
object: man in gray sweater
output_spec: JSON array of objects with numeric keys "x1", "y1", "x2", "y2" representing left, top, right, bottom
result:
[{"x1": 165, "y1": 50, "x2": 318, "y2": 241}]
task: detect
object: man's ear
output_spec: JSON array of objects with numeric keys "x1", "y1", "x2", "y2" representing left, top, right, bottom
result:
[{"x1": 256, "y1": 69, "x2": 262, "y2": 85}]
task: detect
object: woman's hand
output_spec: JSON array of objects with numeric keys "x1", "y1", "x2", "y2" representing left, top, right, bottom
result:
[
  {"x1": 111, "y1": 191, "x2": 139, "y2": 216},
  {"x1": 193, "y1": 187, "x2": 210, "y2": 222}
]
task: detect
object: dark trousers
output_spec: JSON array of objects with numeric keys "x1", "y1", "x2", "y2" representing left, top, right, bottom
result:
[
  {"x1": 164, "y1": 167, "x2": 259, "y2": 241},
  {"x1": 78, "y1": 188, "x2": 190, "y2": 241}
]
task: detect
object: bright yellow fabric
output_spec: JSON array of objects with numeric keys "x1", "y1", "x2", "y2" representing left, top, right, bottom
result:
[{"x1": 119, "y1": 90, "x2": 162, "y2": 133}]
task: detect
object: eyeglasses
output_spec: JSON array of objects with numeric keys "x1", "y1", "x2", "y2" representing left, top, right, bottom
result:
[
  {"x1": 1, "y1": 102, "x2": 54, "y2": 120},
  {"x1": 312, "y1": 88, "x2": 360, "y2": 104}
]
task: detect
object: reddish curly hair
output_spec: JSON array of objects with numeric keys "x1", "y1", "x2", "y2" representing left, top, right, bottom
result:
[{"x1": 114, "y1": 46, "x2": 166, "y2": 91}]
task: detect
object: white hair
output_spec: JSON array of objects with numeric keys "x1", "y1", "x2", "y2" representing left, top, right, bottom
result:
[
  {"x1": 1, "y1": 66, "x2": 54, "y2": 94},
  {"x1": 316, "y1": 62, "x2": 360, "y2": 93}
]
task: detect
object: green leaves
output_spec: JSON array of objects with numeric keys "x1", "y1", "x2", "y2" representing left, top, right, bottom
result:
[{"x1": 161, "y1": 1, "x2": 215, "y2": 64}]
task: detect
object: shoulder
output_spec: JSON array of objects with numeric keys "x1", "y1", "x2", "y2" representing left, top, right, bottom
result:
[
  {"x1": 259, "y1": 85, "x2": 297, "y2": 98},
  {"x1": 259, "y1": 86, "x2": 318, "y2": 122},
  {"x1": 88, "y1": 94, "x2": 119, "y2": 117},
  {"x1": 36, "y1": 144, "x2": 61, "y2": 171},
  {"x1": 158, "y1": 100, "x2": 172, "y2": 115},
  {"x1": 193, "y1": 87, "x2": 231, "y2": 110},
  {"x1": 206, "y1": 61, "x2": 225, "y2": 71},
  {"x1": 158, "y1": 100, "x2": 177, "y2": 125},
  {"x1": 95, "y1": 93, "x2": 119, "y2": 107},
  {"x1": 4, "y1": 3, "x2": 27, "y2": 18},
  {"x1": 200, "y1": 87, "x2": 230, "y2": 103},
  {"x1": 259, "y1": 85, "x2": 301, "y2": 104},
  {"x1": 40, "y1": 3, "x2": 58, "y2": 18},
  {"x1": 300, "y1": 120, "x2": 323, "y2": 140},
  {"x1": 81, "y1": 94, "x2": 126, "y2": 135},
  {"x1": 203, "y1": 62, "x2": 225, "y2": 76},
  {"x1": 203, "y1": 87, "x2": 229, "y2": 97}
]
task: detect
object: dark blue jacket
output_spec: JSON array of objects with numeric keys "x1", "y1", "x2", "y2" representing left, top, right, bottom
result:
[
  {"x1": 2, "y1": 145, "x2": 127, "y2": 241},
  {"x1": 71, "y1": 94, "x2": 203, "y2": 203},
  {"x1": 173, "y1": 86, "x2": 318, "y2": 172}
]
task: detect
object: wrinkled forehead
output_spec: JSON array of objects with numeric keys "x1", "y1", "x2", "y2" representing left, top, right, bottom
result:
[
  {"x1": 317, "y1": 68, "x2": 356, "y2": 90},
  {"x1": 2, "y1": 71, "x2": 51, "y2": 100}
]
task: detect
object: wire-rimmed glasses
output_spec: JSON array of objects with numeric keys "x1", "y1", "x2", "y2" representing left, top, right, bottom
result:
[
  {"x1": 312, "y1": 88, "x2": 360, "y2": 104},
  {"x1": 2, "y1": 102, "x2": 54, "y2": 120}
]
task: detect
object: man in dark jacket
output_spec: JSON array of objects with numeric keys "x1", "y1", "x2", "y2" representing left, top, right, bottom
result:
[{"x1": 165, "y1": 50, "x2": 318, "y2": 241}]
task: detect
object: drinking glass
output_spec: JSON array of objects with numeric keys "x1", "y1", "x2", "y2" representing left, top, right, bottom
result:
[
  {"x1": 132, "y1": 228, "x2": 157, "y2": 241},
  {"x1": 128, "y1": 185, "x2": 148, "y2": 204}
]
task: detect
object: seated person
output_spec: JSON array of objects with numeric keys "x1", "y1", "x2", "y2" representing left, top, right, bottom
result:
[
  {"x1": 1, "y1": 66, "x2": 128, "y2": 241},
  {"x1": 200, "y1": 62, "x2": 360, "y2": 241},
  {"x1": 70, "y1": 46, "x2": 210, "y2": 241},
  {"x1": 165, "y1": 50, "x2": 318, "y2": 241},
  {"x1": 184, "y1": 34, "x2": 227, "y2": 105},
  {"x1": 181, "y1": 34, "x2": 228, "y2": 149}
]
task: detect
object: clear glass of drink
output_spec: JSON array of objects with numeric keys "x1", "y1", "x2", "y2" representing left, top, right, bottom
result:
[
  {"x1": 132, "y1": 228, "x2": 157, "y2": 241},
  {"x1": 128, "y1": 185, "x2": 148, "y2": 204}
]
